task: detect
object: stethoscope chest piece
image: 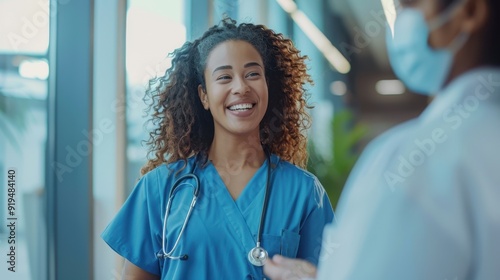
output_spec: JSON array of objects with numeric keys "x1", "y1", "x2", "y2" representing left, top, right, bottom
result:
[{"x1": 247, "y1": 246, "x2": 268, "y2": 266}]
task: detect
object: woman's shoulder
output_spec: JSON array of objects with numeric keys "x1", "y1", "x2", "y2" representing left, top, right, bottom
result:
[
  {"x1": 140, "y1": 155, "x2": 199, "y2": 184},
  {"x1": 272, "y1": 154, "x2": 327, "y2": 206},
  {"x1": 273, "y1": 154, "x2": 318, "y2": 181},
  {"x1": 130, "y1": 156, "x2": 199, "y2": 203}
]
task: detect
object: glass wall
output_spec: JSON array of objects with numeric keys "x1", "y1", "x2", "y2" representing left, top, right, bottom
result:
[
  {"x1": 125, "y1": 0, "x2": 186, "y2": 192},
  {"x1": 0, "y1": 0, "x2": 50, "y2": 279},
  {"x1": 92, "y1": 0, "x2": 186, "y2": 278}
]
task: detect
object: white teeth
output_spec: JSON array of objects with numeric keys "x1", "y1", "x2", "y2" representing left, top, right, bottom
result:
[{"x1": 228, "y1": 103, "x2": 253, "y2": 111}]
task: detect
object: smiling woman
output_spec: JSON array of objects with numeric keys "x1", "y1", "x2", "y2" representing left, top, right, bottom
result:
[
  {"x1": 101, "y1": 18, "x2": 335, "y2": 279},
  {"x1": 142, "y1": 18, "x2": 315, "y2": 171},
  {"x1": 198, "y1": 40, "x2": 269, "y2": 156}
]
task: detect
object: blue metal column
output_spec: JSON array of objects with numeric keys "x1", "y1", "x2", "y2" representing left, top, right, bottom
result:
[
  {"x1": 294, "y1": 0, "x2": 326, "y2": 105},
  {"x1": 267, "y1": 0, "x2": 292, "y2": 38},
  {"x1": 93, "y1": 0, "x2": 126, "y2": 278},
  {"x1": 47, "y1": 0, "x2": 94, "y2": 279},
  {"x1": 184, "y1": 0, "x2": 210, "y2": 40},
  {"x1": 213, "y1": 0, "x2": 239, "y2": 22},
  {"x1": 323, "y1": 5, "x2": 350, "y2": 109},
  {"x1": 291, "y1": 0, "x2": 334, "y2": 154}
]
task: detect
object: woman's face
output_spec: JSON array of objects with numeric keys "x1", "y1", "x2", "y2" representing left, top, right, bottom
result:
[{"x1": 199, "y1": 40, "x2": 268, "y2": 140}]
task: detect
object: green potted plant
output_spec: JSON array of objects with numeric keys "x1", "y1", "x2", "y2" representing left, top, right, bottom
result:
[{"x1": 308, "y1": 109, "x2": 367, "y2": 209}]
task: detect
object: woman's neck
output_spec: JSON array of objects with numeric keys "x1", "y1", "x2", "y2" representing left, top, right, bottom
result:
[{"x1": 208, "y1": 134, "x2": 266, "y2": 170}]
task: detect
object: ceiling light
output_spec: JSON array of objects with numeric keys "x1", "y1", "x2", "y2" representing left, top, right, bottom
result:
[
  {"x1": 376, "y1": 79, "x2": 406, "y2": 95},
  {"x1": 276, "y1": 0, "x2": 351, "y2": 74},
  {"x1": 330, "y1": 81, "x2": 347, "y2": 96}
]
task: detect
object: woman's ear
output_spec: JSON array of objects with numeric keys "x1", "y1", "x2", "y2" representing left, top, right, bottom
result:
[
  {"x1": 198, "y1": 85, "x2": 209, "y2": 110},
  {"x1": 461, "y1": 0, "x2": 489, "y2": 34}
]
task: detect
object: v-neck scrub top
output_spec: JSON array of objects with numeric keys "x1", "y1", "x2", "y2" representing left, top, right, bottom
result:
[{"x1": 102, "y1": 154, "x2": 334, "y2": 279}]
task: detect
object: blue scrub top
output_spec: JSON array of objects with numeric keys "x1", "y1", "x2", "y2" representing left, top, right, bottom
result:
[{"x1": 102, "y1": 154, "x2": 334, "y2": 279}]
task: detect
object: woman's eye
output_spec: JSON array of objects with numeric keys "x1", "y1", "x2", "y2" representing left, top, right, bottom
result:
[
  {"x1": 217, "y1": 75, "x2": 231, "y2": 80},
  {"x1": 246, "y1": 72, "x2": 260, "y2": 78}
]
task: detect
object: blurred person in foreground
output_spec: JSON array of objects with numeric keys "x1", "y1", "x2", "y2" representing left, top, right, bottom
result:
[{"x1": 264, "y1": 0, "x2": 500, "y2": 279}]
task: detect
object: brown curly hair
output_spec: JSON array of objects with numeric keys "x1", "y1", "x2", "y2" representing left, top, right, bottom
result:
[{"x1": 141, "y1": 18, "x2": 313, "y2": 175}]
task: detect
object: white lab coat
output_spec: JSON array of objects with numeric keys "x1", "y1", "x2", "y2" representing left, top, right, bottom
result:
[{"x1": 317, "y1": 67, "x2": 500, "y2": 280}]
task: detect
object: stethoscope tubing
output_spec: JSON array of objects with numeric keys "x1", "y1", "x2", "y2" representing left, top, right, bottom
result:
[
  {"x1": 255, "y1": 153, "x2": 272, "y2": 248},
  {"x1": 158, "y1": 173, "x2": 199, "y2": 260},
  {"x1": 158, "y1": 152, "x2": 272, "y2": 265}
]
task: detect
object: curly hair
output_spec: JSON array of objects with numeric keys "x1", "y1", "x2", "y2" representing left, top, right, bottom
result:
[{"x1": 141, "y1": 18, "x2": 313, "y2": 175}]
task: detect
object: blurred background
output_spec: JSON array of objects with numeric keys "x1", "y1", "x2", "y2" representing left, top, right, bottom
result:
[{"x1": 0, "y1": 0, "x2": 429, "y2": 279}]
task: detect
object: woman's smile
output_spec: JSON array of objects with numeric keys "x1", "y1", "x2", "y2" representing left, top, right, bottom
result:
[{"x1": 199, "y1": 40, "x2": 269, "y2": 137}]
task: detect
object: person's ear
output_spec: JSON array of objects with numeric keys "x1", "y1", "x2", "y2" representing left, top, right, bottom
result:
[
  {"x1": 460, "y1": 0, "x2": 488, "y2": 34},
  {"x1": 198, "y1": 85, "x2": 209, "y2": 110}
]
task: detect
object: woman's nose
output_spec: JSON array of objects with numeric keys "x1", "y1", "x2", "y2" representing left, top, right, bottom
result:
[{"x1": 232, "y1": 77, "x2": 249, "y2": 95}]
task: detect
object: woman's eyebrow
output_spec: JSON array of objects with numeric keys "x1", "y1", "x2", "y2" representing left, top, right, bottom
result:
[
  {"x1": 212, "y1": 65, "x2": 232, "y2": 75},
  {"x1": 244, "y1": 62, "x2": 262, "y2": 68},
  {"x1": 212, "y1": 62, "x2": 262, "y2": 75}
]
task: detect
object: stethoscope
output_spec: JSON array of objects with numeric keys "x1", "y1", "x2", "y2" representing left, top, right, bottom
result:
[{"x1": 156, "y1": 153, "x2": 273, "y2": 267}]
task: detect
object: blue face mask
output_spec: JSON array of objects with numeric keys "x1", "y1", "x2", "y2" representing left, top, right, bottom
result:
[{"x1": 385, "y1": 2, "x2": 469, "y2": 95}]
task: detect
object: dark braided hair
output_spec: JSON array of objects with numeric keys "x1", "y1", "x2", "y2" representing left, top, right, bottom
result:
[{"x1": 141, "y1": 18, "x2": 313, "y2": 175}]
